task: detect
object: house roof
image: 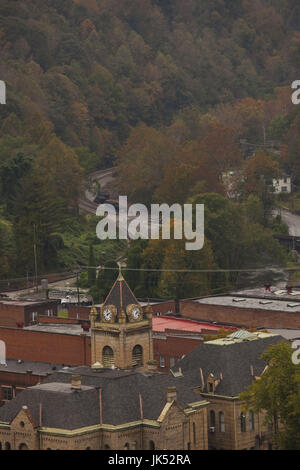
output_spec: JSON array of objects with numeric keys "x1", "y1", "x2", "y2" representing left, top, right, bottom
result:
[
  {"x1": 0, "y1": 367, "x2": 203, "y2": 429},
  {"x1": 171, "y1": 332, "x2": 285, "y2": 397}
]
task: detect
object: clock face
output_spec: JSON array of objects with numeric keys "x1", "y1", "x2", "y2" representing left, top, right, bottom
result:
[
  {"x1": 132, "y1": 307, "x2": 141, "y2": 320},
  {"x1": 103, "y1": 308, "x2": 112, "y2": 321}
]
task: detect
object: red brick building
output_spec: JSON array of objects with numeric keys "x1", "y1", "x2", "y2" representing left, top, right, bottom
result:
[
  {"x1": 180, "y1": 296, "x2": 300, "y2": 329},
  {"x1": 152, "y1": 316, "x2": 236, "y2": 371},
  {"x1": 0, "y1": 359, "x2": 64, "y2": 407},
  {"x1": 0, "y1": 300, "x2": 58, "y2": 328}
]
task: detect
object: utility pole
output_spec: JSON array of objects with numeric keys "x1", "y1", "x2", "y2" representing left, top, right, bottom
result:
[
  {"x1": 33, "y1": 225, "x2": 38, "y2": 293},
  {"x1": 76, "y1": 269, "x2": 80, "y2": 305}
]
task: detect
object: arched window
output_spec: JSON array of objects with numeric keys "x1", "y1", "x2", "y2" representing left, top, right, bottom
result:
[
  {"x1": 149, "y1": 441, "x2": 155, "y2": 450},
  {"x1": 5, "y1": 442, "x2": 11, "y2": 450},
  {"x1": 124, "y1": 442, "x2": 130, "y2": 450},
  {"x1": 193, "y1": 422, "x2": 196, "y2": 444},
  {"x1": 0, "y1": 442, "x2": 2, "y2": 450},
  {"x1": 219, "y1": 412, "x2": 225, "y2": 433},
  {"x1": 132, "y1": 345, "x2": 143, "y2": 367},
  {"x1": 104, "y1": 445, "x2": 110, "y2": 450},
  {"x1": 209, "y1": 410, "x2": 216, "y2": 428},
  {"x1": 18, "y1": 443, "x2": 28, "y2": 450},
  {"x1": 249, "y1": 411, "x2": 255, "y2": 431},
  {"x1": 240, "y1": 413, "x2": 246, "y2": 432},
  {"x1": 103, "y1": 346, "x2": 114, "y2": 368}
]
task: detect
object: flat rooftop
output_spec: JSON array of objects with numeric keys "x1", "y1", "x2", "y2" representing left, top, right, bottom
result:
[
  {"x1": 24, "y1": 323, "x2": 91, "y2": 336},
  {"x1": 194, "y1": 296, "x2": 300, "y2": 313},
  {"x1": 0, "y1": 358, "x2": 66, "y2": 375},
  {"x1": 0, "y1": 299, "x2": 57, "y2": 307},
  {"x1": 267, "y1": 329, "x2": 300, "y2": 341},
  {"x1": 152, "y1": 316, "x2": 235, "y2": 333},
  {"x1": 32, "y1": 382, "x2": 93, "y2": 393},
  {"x1": 205, "y1": 330, "x2": 278, "y2": 346}
]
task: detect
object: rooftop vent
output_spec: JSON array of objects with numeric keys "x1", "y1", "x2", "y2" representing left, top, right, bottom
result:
[
  {"x1": 232, "y1": 298, "x2": 246, "y2": 303},
  {"x1": 259, "y1": 300, "x2": 273, "y2": 305},
  {"x1": 287, "y1": 303, "x2": 299, "y2": 308}
]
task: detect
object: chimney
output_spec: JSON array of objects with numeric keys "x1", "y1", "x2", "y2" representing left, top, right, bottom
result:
[
  {"x1": 167, "y1": 386, "x2": 177, "y2": 402},
  {"x1": 147, "y1": 360, "x2": 158, "y2": 373},
  {"x1": 71, "y1": 375, "x2": 82, "y2": 390}
]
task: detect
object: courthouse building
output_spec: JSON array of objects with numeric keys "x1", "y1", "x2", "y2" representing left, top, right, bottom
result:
[{"x1": 0, "y1": 272, "x2": 285, "y2": 450}]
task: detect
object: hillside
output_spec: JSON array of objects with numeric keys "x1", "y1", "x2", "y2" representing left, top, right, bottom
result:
[{"x1": 0, "y1": 0, "x2": 299, "y2": 280}]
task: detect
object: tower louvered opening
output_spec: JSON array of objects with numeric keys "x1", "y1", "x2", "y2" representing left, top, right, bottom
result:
[
  {"x1": 132, "y1": 345, "x2": 143, "y2": 367},
  {"x1": 103, "y1": 346, "x2": 114, "y2": 368}
]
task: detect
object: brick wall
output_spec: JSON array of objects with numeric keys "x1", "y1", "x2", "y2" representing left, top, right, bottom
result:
[
  {"x1": 0, "y1": 301, "x2": 58, "y2": 328},
  {"x1": 68, "y1": 305, "x2": 95, "y2": 321},
  {"x1": 154, "y1": 335, "x2": 203, "y2": 371},
  {"x1": 180, "y1": 300, "x2": 300, "y2": 329},
  {"x1": 0, "y1": 327, "x2": 91, "y2": 366}
]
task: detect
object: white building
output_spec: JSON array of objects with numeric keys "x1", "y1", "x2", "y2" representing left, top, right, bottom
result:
[{"x1": 272, "y1": 175, "x2": 292, "y2": 194}]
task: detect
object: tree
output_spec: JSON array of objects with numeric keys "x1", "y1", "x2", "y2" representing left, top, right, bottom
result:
[
  {"x1": 87, "y1": 244, "x2": 96, "y2": 286},
  {"x1": 239, "y1": 342, "x2": 300, "y2": 450},
  {"x1": 115, "y1": 124, "x2": 176, "y2": 205}
]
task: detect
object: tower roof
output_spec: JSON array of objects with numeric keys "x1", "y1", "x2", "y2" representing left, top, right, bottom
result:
[{"x1": 102, "y1": 269, "x2": 140, "y2": 319}]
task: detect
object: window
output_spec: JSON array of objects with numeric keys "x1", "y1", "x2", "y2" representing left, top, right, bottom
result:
[
  {"x1": 19, "y1": 443, "x2": 28, "y2": 450},
  {"x1": 209, "y1": 410, "x2": 216, "y2": 428},
  {"x1": 170, "y1": 356, "x2": 176, "y2": 368},
  {"x1": 219, "y1": 412, "x2": 225, "y2": 433},
  {"x1": 2, "y1": 387, "x2": 13, "y2": 401},
  {"x1": 132, "y1": 345, "x2": 143, "y2": 367},
  {"x1": 160, "y1": 355, "x2": 165, "y2": 368},
  {"x1": 5, "y1": 442, "x2": 11, "y2": 450},
  {"x1": 249, "y1": 411, "x2": 255, "y2": 431},
  {"x1": 193, "y1": 422, "x2": 196, "y2": 444},
  {"x1": 240, "y1": 413, "x2": 246, "y2": 433},
  {"x1": 124, "y1": 443, "x2": 130, "y2": 450},
  {"x1": 47, "y1": 309, "x2": 53, "y2": 317},
  {"x1": 31, "y1": 311, "x2": 37, "y2": 322},
  {"x1": 102, "y1": 346, "x2": 114, "y2": 368},
  {"x1": 282, "y1": 186, "x2": 287, "y2": 192}
]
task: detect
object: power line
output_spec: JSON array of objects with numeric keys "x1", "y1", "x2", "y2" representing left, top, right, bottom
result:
[
  {"x1": 78, "y1": 265, "x2": 299, "y2": 274},
  {"x1": 0, "y1": 265, "x2": 298, "y2": 284}
]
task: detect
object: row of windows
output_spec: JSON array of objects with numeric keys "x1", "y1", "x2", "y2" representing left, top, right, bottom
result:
[
  {"x1": 209, "y1": 410, "x2": 255, "y2": 433},
  {"x1": 102, "y1": 345, "x2": 143, "y2": 367},
  {"x1": 159, "y1": 356, "x2": 177, "y2": 368},
  {"x1": 1, "y1": 386, "x2": 25, "y2": 402},
  {"x1": 0, "y1": 442, "x2": 28, "y2": 450}
]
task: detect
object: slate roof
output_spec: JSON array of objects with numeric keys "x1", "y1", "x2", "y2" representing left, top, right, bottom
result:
[
  {"x1": 171, "y1": 333, "x2": 285, "y2": 397},
  {"x1": 100, "y1": 271, "x2": 141, "y2": 321},
  {"x1": 0, "y1": 367, "x2": 203, "y2": 429}
]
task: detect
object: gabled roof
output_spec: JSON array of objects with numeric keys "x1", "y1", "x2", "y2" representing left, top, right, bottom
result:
[{"x1": 171, "y1": 333, "x2": 285, "y2": 397}]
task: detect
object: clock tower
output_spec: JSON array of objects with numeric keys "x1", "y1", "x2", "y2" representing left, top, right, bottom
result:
[{"x1": 90, "y1": 269, "x2": 154, "y2": 370}]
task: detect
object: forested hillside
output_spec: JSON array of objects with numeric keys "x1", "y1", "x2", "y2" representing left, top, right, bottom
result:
[{"x1": 0, "y1": 0, "x2": 299, "y2": 283}]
